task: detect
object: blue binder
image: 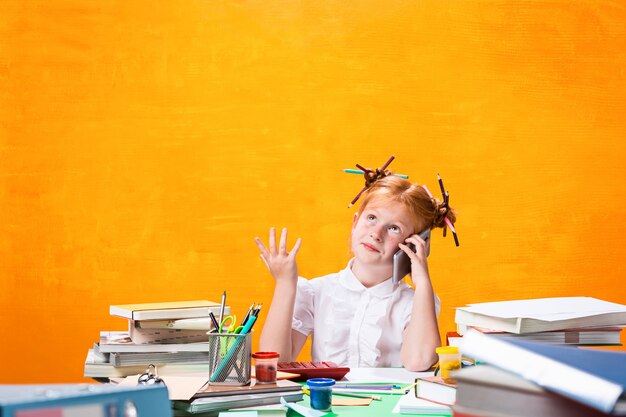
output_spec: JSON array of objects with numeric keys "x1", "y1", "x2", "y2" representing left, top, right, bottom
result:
[{"x1": 0, "y1": 383, "x2": 171, "y2": 417}]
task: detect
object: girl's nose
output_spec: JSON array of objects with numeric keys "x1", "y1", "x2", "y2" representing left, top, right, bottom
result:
[{"x1": 370, "y1": 226, "x2": 383, "y2": 241}]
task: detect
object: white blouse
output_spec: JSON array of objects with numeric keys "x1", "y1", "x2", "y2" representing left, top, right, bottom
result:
[{"x1": 292, "y1": 261, "x2": 441, "y2": 368}]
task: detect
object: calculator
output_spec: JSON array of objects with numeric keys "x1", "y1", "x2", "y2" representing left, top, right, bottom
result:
[{"x1": 277, "y1": 361, "x2": 350, "y2": 381}]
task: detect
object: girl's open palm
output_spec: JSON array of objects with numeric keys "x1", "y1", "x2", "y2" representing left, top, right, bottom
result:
[{"x1": 255, "y1": 227, "x2": 302, "y2": 283}]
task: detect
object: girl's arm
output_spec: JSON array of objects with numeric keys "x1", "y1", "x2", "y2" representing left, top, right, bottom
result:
[
  {"x1": 399, "y1": 234, "x2": 441, "y2": 371},
  {"x1": 255, "y1": 227, "x2": 304, "y2": 361}
]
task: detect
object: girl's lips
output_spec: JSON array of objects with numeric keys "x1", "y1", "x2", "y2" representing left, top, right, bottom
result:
[{"x1": 362, "y1": 243, "x2": 380, "y2": 253}]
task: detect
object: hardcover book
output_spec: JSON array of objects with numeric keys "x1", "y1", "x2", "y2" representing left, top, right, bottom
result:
[
  {"x1": 110, "y1": 300, "x2": 225, "y2": 321},
  {"x1": 393, "y1": 393, "x2": 453, "y2": 415},
  {"x1": 460, "y1": 329, "x2": 626, "y2": 415},
  {"x1": 454, "y1": 365, "x2": 613, "y2": 417},
  {"x1": 416, "y1": 376, "x2": 457, "y2": 405},
  {"x1": 98, "y1": 331, "x2": 210, "y2": 353},
  {"x1": 455, "y1": 297, "x2": 626, "y2": 334}
]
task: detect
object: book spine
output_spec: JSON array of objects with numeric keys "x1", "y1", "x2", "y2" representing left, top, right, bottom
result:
[
  {"x1": 135, "y1": 317, "x2": 214, "y2": 330},
  {"x1": 131, "y1": 305, "x2": 228, "y2": 321},
  {"x1": 454, "y1": 310, "x2": 520, "y2": 333},
  {"x1": 460, "y1": 330, "x2": 622, "y2": 414}
]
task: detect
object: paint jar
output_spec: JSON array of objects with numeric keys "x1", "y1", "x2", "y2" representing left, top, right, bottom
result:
[
  {"x1": 307, "y1": 378, "x2": 335, "y2": 412},
  {"x1": 436, "y1": 346, "x2": 462, "y2": 382},
  {"x1": 251, "y1": 352, "x2": 280, "y2": 384}
]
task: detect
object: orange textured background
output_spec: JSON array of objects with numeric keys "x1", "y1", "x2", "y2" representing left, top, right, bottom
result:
[{"x1": 2, "y1": 0, "x2": 626, "y2": 382}]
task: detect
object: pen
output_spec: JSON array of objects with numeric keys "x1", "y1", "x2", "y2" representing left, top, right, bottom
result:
[
  {"x1": 219, "y1": 291, "x2": 226, "y2": 322},
  {"x1": 208, "y1": 311, "x2": 220, "y2": 332}
]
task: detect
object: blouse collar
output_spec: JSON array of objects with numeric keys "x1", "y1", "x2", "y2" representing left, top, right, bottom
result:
[{"x1": 339, "y1": 259, "x2": 397, "y2": 299}]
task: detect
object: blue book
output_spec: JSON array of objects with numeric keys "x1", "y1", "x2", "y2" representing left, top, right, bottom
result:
[
  {"x1": 0, "y1": 383, "x2": 171, "y2": 417},
  {"x1": 461, "y1": 329, "x2": 626, "y2": 415}
]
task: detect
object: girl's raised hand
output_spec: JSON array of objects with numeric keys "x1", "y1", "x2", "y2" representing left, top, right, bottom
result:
[
  {"x1": 398, "y1": 232, "x2": 431, "y2": 284},
  {"x1": 255, "y1": 227, "x2": 302, "y2": 283}
]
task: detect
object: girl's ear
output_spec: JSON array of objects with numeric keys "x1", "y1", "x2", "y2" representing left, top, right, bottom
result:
[{"x1": 352, "y1": 212, "x2": 359, "y2": 228}]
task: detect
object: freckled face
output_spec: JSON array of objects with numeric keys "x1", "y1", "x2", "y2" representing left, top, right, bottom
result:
[{"x1": 351, "y1": 201, "x2": 415, "y2": 265}]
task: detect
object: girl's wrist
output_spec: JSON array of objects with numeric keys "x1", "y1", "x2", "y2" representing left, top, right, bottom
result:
[
  {"x1": 275, "y1": 278, "x2": 297, "y2": 293},
  {"x1": 411, "y1": 275, "x2": 433, "y2": 291}
]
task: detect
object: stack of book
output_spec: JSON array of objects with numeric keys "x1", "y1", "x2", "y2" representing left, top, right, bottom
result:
[
  {"x1": 394, "y1": 376, "x2": 456, "y2": 415},
  {"x1": 171, "y1": 379, "x2": 303, "y2": 415},
  {"x1": 85, "y1": 300, "x2": 228, "y2": 379},
  {"x1": 450, "y1": 297, "x2": 626, "y2": 348},
  {"x1": 454, "y1": 329, "x2": 626, "y2": 417}
]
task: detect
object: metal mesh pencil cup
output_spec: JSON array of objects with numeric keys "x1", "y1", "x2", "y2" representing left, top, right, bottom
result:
[{"x1": 207, "y1": 332, "x2": 252, "y2": 385}]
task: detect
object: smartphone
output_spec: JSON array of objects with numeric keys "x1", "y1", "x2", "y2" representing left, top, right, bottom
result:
[{"x1": 392, "y1": 229, "x2": 431, "y2": 284}]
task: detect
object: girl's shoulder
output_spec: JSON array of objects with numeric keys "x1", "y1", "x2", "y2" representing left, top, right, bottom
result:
[
  {"x1": 395, "y1": 281, "x2": 416, "y2": 298},
  {"x1": 297, "y1": 271, "x2": 341, "y2": 290}
]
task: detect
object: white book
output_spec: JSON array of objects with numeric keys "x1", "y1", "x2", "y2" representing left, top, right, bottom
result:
[
  {"x1": 110, "y1": 300, "x2": 226, "y2": 321},
  {"x1": 84, "y1": 349, "x2": 210, "y2": 378},
  {"x1": 416, "y1": 376, "x2": 456, "y2": 405},
  {"x1": 136, "y1": 317, "x2": 215, "y2": 330},
  {"x1": 455, "y1": 297, "x2": 626, "y2": 334},
  {"x1": 98, "y1": 331, "x2": 210, "y2": 353},
  {"x1": 109, "y1": 351, "x2": 210, "y2": 366},
  {"x1": 129, "y1": 322, "x2": 210, "y2": 344},
  {"x1": 392, "y1": 393, "x2": 452, "y2": 415},
  {"x1": 456, "y1": 325, "x2": 623, "y2": 345}
]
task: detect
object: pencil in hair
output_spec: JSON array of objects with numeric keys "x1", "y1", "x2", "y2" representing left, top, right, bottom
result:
[
  {"x1": 381, "y1": 155, "x2": 395, "y2": 171},
  {"x1": 355, "y1": 164, "x2": 371, "y2": 173},
  {"x1": 444, "y1": 217, "x2": 459, "y2": 246},
  {"x1": 348, "y1": 185, "x2": 368, "y2": 208},
  {"x1": 437, "y1": 173, "x2": 446, "y2": 197}
]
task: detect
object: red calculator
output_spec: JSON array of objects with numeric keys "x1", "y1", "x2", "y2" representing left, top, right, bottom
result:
[{"x1": 277, "y1": 361, "x2": 350, "y2": 381}]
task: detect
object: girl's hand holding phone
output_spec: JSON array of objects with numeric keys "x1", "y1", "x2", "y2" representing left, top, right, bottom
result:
[
  {"x1": 255, "y1": 227, "x2": 302, "y2": 283},
  {"x1": 398, "y1": 231, "x2": 431, "y2": 285}
]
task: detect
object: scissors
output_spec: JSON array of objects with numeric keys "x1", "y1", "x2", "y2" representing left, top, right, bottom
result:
[
  {"x1": 218, "y1": 315, "x2": 245, "y2": 358},
  {"x1": 219, "y1": 315, "x2": 246, "y2": 334}
]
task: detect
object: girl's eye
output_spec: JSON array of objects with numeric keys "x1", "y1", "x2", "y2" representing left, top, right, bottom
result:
[
  {"x1": 388, "y1": 225, "x2": 401, "y2": 234},
  {"x1": 367, "y1": 214, "x2": 376, "y2": 222}
]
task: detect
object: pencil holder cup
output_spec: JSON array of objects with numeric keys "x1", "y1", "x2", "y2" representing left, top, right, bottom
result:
[{"x1": 207, "y1": 332, "x2": 252, "y2": 386}]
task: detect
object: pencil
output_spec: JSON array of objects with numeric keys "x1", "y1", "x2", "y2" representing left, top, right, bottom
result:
[
  {"x1": 437, "y1": 173, "x2": 446, "y2": 197},
  {"x1": 344, "y1": 169, "x2": 408, "y2": 179},
  {"x1": 348, "y1": 185, "x2": 368, "y2": 208},
  {"x1": 344, "y1": 169, "x2": 365, "y2": 174},
  {"x1": 333, "y1": 384, "x2": 400, "y2": 390},
  {"x1": 241, "y1": 303, "x2": 255, "y2": 326},
  {"x1": 332, "y1": 391, "x2": 382, "y2": 401},
  {"x1": 381, "y1": 155, "x2": 395, "y2": 171},
  {"x1": 302, "y1": 388, "x2": 381, "y2": 401},
  {"x1": 355, "y1": 164, "x2": 370, "y2": 173},
  {"x1": 444, "y1": 217, "x2": 460, "y2": 246}
]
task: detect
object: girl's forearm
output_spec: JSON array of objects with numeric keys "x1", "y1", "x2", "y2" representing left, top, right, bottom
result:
[
  {"x1": 259, "y1": 280, "x2": 298, "y2": 361},
  {"x1": 401, "y1": 280, "x2": 441, "y2": 371}
]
